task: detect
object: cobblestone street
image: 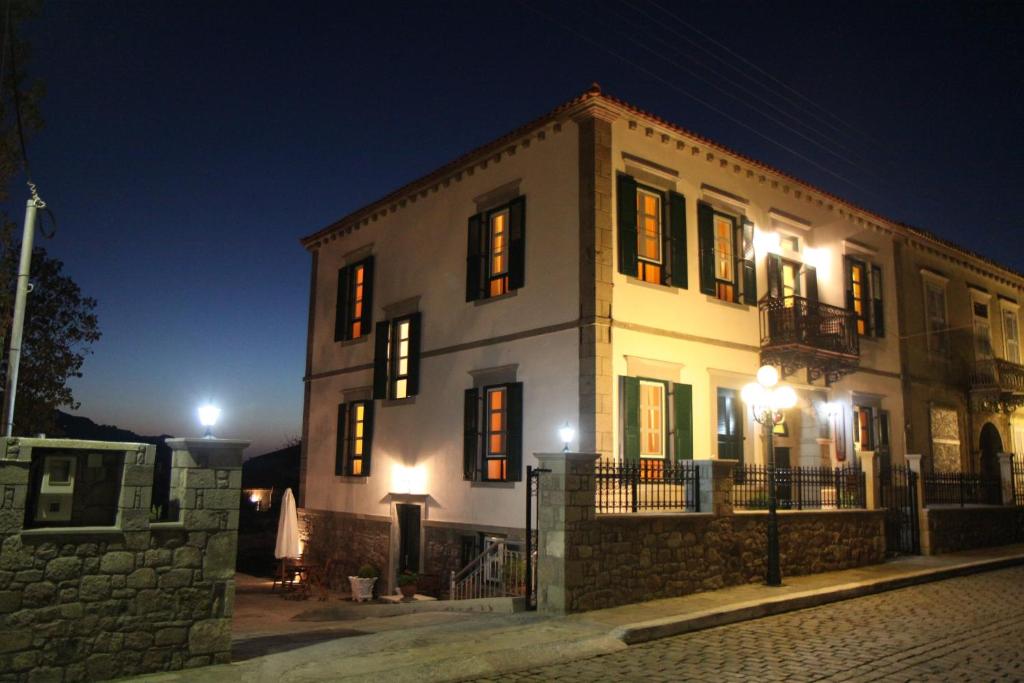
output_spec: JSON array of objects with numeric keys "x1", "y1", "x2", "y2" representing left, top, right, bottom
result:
[{"x1": 480, "y1": 566, "x2": 1024, "y2": 682}]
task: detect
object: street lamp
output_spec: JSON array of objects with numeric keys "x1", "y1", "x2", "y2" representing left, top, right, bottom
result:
[
  {"x1": 558, "y1": 423, "x2": 575, "y2": 453},
  {"x1": 198, "y1": 404, "x2": 221, "y2": 439},
  {"x1": 741, "y1": 365, "x2": 797, "y2": 587}
]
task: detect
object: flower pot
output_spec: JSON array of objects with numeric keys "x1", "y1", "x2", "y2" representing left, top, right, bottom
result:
[
  {"x1": 348, "y1": 576, "x2": 376, "y2": 602},
  {"x1": 399, "y1": 583, "x2": 417, "y2": 599}
]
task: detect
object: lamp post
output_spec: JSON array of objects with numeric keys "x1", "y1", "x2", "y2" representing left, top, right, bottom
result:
[{"x1": 741, "y1": 365, "x2": 797, "y2": 587}]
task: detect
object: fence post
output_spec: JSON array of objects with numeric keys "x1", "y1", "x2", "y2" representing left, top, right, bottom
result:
[
  {"x1": 535, "y1": 451, "x2": 598, "y2": 615},
  {"x1": 906, "y1": 453, "x2": 930, "y2": 554},
  {"x1": 998, "y1": 452, "x2": 1015, "y2": 506},
  {"x1": 861, "y1": 450, "x2": 879, "y2": 510},
  {"x1": 710, "y1": 459, "x2": 737, "y2": 516}
]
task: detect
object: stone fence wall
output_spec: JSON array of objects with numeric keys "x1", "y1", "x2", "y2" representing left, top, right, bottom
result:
[
  {"x1": 0, "y1": 436, "x2": 247, "y2": 682},
  {"x1": 536, "y1": 453, "x2": 886, "y2": 614},
  {"x1": 922, "y1": 506, "x2": 1024, "y2": 555}
]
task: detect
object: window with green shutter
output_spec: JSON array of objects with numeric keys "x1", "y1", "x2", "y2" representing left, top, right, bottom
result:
[
  {"x1": 616, "y1": 173, "x2": 688, "y2": 289},
  {"x1": 844, "y1": 256, "x2": 884, "y2": 338},
  {"x1": 697, "y1": 202, "x2": 754, "y2": 304},
  {"x1": 372, "y1": 313, "x2": 422, "y2": 400},
  {"x1": 335, "y1": 256, "x2": 374, "y2": 342},
  {"x1": 717, "y1": 387, "x2": 743, "y2": 462},
  {"x1": 466, "y1": 197, "x2": 526, "y2": 301},
  {"x1": 335, "y1": 400, "x2": 374, "y2": 477},
  {"x1": 462, "y1": 382, "x2": 523, "y2": 482},
  {"x1": 620, "y1": 377, "x2": 693, "y2": 464}
]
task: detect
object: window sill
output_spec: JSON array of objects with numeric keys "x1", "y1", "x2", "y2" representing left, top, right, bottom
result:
[
  {"x1": 703, "y1": 295, "x2": 749, "y2": 311},
  {"x1": 469, "y1": 480, "x2": 516, "y2": 489},
  {"x1": 473, "y1": 289, "x2": 519, "y2": 306},
  {"x1": 337, "y1": 335, "x2": 370, "y2": 349},
  {"x1": 625, "y1": 275, "x2": 677, "y2": 292},
  {"x1": 335, "y1": 475, "x2": 370, "y2": 483},
  {"x1": 382, "y1": 397, "x2": 416, "y2": 407}
]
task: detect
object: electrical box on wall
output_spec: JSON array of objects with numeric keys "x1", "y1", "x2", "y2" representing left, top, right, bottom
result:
[{"x1": 35, "y1": 455, "x2": 76, "y2": 522}]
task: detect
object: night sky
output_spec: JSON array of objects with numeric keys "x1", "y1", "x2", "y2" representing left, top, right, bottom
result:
[{"x1": 13, "y1": 1, "x2": 1023, "y2": 455}]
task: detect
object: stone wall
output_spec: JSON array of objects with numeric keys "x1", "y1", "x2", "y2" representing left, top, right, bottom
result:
[
  {"x1": 923, "y1": 506, "x2": 1024, "y2": 555},
  {"x1": 561, "y1": 510, "x2": 885, "y2": 613},
  {"x1": 0, "y1": 436, "x2": 246, "y2": 682},
  {"x1": 298, "y1": 509, "x2": 389, "y2": 590}
]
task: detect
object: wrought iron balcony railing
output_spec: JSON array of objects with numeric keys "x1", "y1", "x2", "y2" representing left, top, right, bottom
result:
[
  {"x1": 969, "y1": 358, "x2": 1024, "y2": 395},
  {"x1": 759, "y1": 296, "x2": 859, "y2": 384}
]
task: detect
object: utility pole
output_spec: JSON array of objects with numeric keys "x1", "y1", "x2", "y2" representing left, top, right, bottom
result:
[{"x1": 2, "y1": 195, "x2": 44, "y2": 436}]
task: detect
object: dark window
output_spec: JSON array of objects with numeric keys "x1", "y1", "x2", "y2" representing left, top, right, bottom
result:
[
  {"x1": 373, "y1": 313, "x2": 422, "y2": 400},
  {"x1": 467, "y1": 197, "x2": 526, "y2": 301},
  {"x1": 617, "y1": 174, "x2": 688, "y2": 288},
  {"x1": 334, "y1": 256, "x2": 374, "y2": 342},
  {"x1": 717, "y1": 388, "x2": 744, "y2": 462},
  {"x1": 335, "y1": 400, "x2": 374, "y2": 476},
  {"x1": 25, "y1": 449, "x2": 124, "y2": 528},
  {"x1": 698, "y1": 203, "x2": 755, "y2": 304},
  {"x1": 463, "y1": 383, "x2": 523, "y2": 482}
]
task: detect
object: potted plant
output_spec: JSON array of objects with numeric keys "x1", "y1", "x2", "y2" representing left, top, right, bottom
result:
[
  {"x1": 397, "y1": 571, "x2": 418, "y2": 600},
  {"x1": 348, "y1": 564, "x2": 378, "y2": 602}
]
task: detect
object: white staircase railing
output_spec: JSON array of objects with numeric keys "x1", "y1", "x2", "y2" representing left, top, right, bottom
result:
[{"x1": 449, "y1": 541, "x2": 527, "y2": 600}]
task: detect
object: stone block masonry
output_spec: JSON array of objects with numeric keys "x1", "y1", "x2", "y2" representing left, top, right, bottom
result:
[
  {"x1": 0, "y1": 436, "x2": 247, "y2": 682},
  {"x1": 299, "y1": 509, "x2": 390, "y2": 590}
]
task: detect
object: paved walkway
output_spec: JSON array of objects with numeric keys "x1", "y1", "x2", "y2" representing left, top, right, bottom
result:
[
  {"x1": 132, "y1": 544, "x2": 1024, "y2": 682},
  {"x1": 480, "y1": 565, "x2": 1024, "y2": 682}
]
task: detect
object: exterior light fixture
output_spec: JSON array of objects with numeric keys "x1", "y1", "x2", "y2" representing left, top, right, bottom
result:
[
  {"x1": 198, "y1": 404, "x2": 221, "y2": 439},
  {"x1": 558, "y1": 423, "x2": 575, "y2": 452},
  {"x1": 741, "y1": 364, "x2": 798, "y2": 588}
]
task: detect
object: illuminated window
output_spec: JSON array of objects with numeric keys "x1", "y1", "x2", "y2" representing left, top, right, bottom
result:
[
  {"x1": 1004, "y1": 307, "x2": 1020, "y2": 364},
  {"x1": 853, "y1": 405, "x2": 874, "y2": 451},
  {"x1": 713, "y1": 215, "x2": 735, "y2": 300},
  {"x1": 845, "y1": 257, "x2": 884, "y2": 337},
  {"x1": 336, "y1": 400, "x2": 374, "y2": 477},
  {"x1": 485, "y1": 387, "x2": 508, "y2": 481},
  {"x1": 698, "y1": 203, "x2": 755, "y2": 304},
  {"x1": 636, "y1": 188, "x2": 663, "y2": 283},
  {"x1": 334, "y1": 256, "x2": 374, "y2": 342},
  {"x1": 373, "y1": 314, "x2": 421, "y2": 400},
  {"x1": 463, "y1": 382, "x2": 523, "y2": 482},
  {"x1": 467, "y1": 197, "x2": 525, "y2": 301},
  {"x1": 639, "y1": 381, "x2": 665, "y2": 459},
  {"x1": 849, "y1": 259, "x2": 867, "y2": 335}
]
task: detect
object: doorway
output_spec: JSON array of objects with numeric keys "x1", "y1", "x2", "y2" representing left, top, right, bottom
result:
[
  {"x1": 397, "y1": 504, "x2": 421, "y2": 574},
  {"x1": 979, "y1": 422, "x2": 1003, "y2": 480}
]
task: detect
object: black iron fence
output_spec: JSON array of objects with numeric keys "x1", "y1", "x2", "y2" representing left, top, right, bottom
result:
[
  {"x1": 1015, "y1": 459, "x2": 1024, "y2": 507},
  {"x1": 922, "y1": 471, "x2": 1002, "y2": 506},
  {"x1": 732, "y1": 464, "x2": 866, "y2": 510},
  {"x1": 594, "y1": 460, "x2": 700, "y2": 514}
]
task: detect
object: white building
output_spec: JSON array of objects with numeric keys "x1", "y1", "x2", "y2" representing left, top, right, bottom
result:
[{"x1": 298, "y1": 86, "x2": 911, "y2": 594}]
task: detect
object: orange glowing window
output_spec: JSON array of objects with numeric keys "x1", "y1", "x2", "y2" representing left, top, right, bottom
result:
[
  {"x1": 636, "y1": 189, "x2": 662, "y2": 263},
  {"x1": 639, "y1": 380, "x2": 665, "y2": 459},
  {"x1": 849, "y1": 260, "x2": 867, "y2": 335},
  {"x1": 351, "y1": 265, "x2": 364, "y2": 338},
  {"x1": 387, "y1": 318, "x2": 413, "y2": 400},
  {"x1": 714, "y1": 216, "x2": 734, "y2": 282},
  {"x1": 485, "y1": 387, "x2": 508, "y2": 480},
  {"x1": 346, "y1": 401, "x2": 370, "y2": 477},
  {"x1": 486, "y1": 210, "x2": 510, "y2": 297}
]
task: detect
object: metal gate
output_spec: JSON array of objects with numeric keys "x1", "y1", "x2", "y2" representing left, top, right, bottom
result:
[
  {"x1": 524, "y1": 465, "x2": 547, "y2": 610},
  {"x1": 879, "y1": 464, "x2": 920, "y2": 555}
]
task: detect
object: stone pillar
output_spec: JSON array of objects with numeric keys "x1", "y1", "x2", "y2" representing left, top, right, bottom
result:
[
  {"x1": 905, "y1": 453, "x2": 930, "y2": 554},
  {"x1": 536, "y1": 451, "x2": 598, "y2": 615},
  {"x1": 998, "y1": 452, "x2": 1015, "y2": 506},
  {"x1": 860, "y1": 450, "x2": 879, "y2": 510},
  {"x1": 696, "y1": 459, "x2": 737, "y2": 516},
  {"x1": 165, "y1": 437, "x2": 248, "y2": 662},
  {"x1": 0, "y1": 438, "x2": 31, "y2": 536}
]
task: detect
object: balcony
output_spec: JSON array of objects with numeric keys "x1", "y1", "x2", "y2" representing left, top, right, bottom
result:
[
  {"x1": 969, "y1": 358, "x2": 1024, "y2": 413},
  {"x1": 759, "y1": 295, "x2": 860, "y2": 385}
]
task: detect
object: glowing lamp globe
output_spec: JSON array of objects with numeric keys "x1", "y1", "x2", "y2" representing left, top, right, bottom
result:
[
  {"x1": 198, "y1": 404, "x2": 221, "y2": 438},
  {"x1": 756, "y1": 365, "x2": 779, "y2": 388},
  {"x1": 741, "y1": 382, "x2": 767, "y2": 407},
  {"x1": 772, "y1": 386, "x2": 798, "y2": 411},
  {"x1": 558, "y1": 423, "x2": 575, "y2": 452}
]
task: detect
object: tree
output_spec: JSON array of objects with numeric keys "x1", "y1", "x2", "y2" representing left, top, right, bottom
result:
[{"x1": 0, "y1": 243, "x2": 100, "y2": 436}]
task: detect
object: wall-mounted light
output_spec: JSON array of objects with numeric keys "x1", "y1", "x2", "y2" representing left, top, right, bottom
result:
[
  {"x1": 198, "y1": 404, "x2": 221, "y2": 439},
  {"x1": 558, "y1": 423, "x2": 575, "y2": 453}
]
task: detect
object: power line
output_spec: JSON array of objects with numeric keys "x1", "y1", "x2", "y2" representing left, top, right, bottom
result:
[{"x1": 518, "y1": 0, "x2": 873, "y2": 195}]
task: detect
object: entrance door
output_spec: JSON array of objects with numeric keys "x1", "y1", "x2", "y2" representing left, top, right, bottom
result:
[
  {"x1": 397, "y1": 504, "x2": 420, "y2": 574},
  {"x1": 774, "y1": 447, "x2": 792, "y2": 508}
]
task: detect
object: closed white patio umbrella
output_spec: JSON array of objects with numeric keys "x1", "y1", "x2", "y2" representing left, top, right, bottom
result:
[{"x1": 275, "y1": 488, "x2": 301, "y2": 560}]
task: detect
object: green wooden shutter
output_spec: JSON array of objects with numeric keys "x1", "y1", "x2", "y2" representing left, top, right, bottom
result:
[
  {"x1": 871, "y1": 265, "x2": 885, "y2": 337},
  {"x1": 617, "y1": 174, "x2": 638, "y2": 275},
  {"x1": 668, "y1": 191, "x2": 688, "y2": 289},
  {"x1": 359, "y1": 256, "x2": 374, "y2": 337},
  {"x1": 804, "y1": 264, "x2": 818, "y2": 303},
  {"x1": 508, "y1": 196, "x2": 526, "y2": 291},
  {"x1": 766, "y1": 253, "x2": 782, "y2": 299},
  {"x1": 334, "y1": 402, "x2": 347, "y2": 476},
  {"x1": 697, "y1": 202, "x2": 715, "y2": 295},
  {"x1": 334, "y1": 266, "x2": 351, "y2": 342},
  {"x1": 673, "y1": 383, "x2": 693, "y2": 461},
  {"x1": 372, "y1": 321, "x2": 389, "y2": 399},
  {"x1": 463, "y1": 388, "x2": 480, "y2": 480},
  {"x1": 361, "y1": 401, "x2": 375, "y2": 476},
  {"x1": 466, "y1": 213, "x2": 485, "y2": 301},
  {"x1": 406, "y1": 313, "x2": 422, "y2": 397},
  {"x1": 741, "y1": 217, "x2": 756, "y2": 305},
  {"x1": 621, "y1": 376, "x2": 640, "y2": 464},
  {"x1": 506, "y1": 382, "x2": 523, "y2": 482}
]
